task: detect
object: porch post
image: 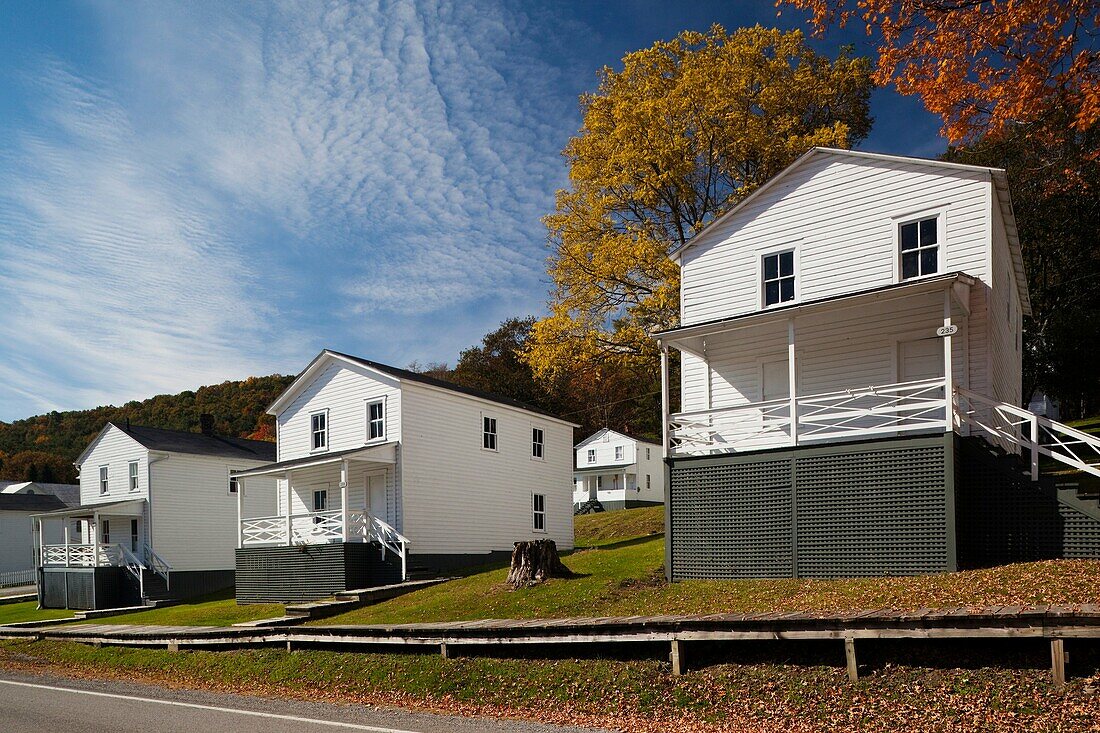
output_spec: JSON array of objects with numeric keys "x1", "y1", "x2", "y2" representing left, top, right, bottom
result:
[
  {"x1": 943, "y1": 289, "x2": 954, "y2": 432},
  {"x1": 285, "y1": 470, "x2": 294, "y2": 546},
  {"x1": 788, "y1": 318, "x2": 798, "y2": 446},
  {"x1": 340, "y1": 459, "x2": 350, "y2": 542},
  {"x1": 660, "y1": 341, "x2": 671, "y2": 458},
  {"x1": 92, "y1": 511, "x2": 100, "y2": 567},
  {"x1": 63, "y1": 520, "x2": 70, "y2": 568},
  {"x1": 236, "y1": 475, "x2": 244, "y2": 549}
]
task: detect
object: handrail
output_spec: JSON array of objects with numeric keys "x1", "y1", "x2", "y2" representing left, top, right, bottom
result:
[
  {"x1": 143, "y1": 543, "x2": 171, "y2": 590},
  {"x1": 349, "y1": 511, "x2": 410, "y2": 580},
  {"x1": 117, "y1": 543, "x2": 146, "y2": 599}
]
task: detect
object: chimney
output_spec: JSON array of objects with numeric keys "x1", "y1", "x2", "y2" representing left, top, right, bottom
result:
[{"x1": 200, "y1": 413, "x2": 216, "y2": 436}]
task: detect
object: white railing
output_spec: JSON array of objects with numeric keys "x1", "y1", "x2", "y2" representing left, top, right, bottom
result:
[
  {"x1": 291, "y1": 509, "x2": 344, "y2": 544},
  {"x1": 116, "y1": 543, "x2": 145, "y2": 598},
  {"x1": 350, "y1": 511, "x2": 411, "y2": 581},
  {"x1": 144, "y1": 544, "x2": 171, "y2": 588},
  {"x1": 955, "y1": 387, "x2": 1100, "y2": 481},
  {"x1": 241, "y1": 515, "x2": 287, "y2": 545},
  {"x1": 0, "y1": 569, "x2": 35, "y2": 587},
  {"x1": 669, "y1": 378, "x2": 948, "y2": 456},
  {"x1": 41, "y1": 544, "x2": 98, "y2": 567}
]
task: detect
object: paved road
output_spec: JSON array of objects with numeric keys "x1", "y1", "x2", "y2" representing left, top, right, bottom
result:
[{"x1": 0, "y1": 671, "x2": 615, "y2": 733}]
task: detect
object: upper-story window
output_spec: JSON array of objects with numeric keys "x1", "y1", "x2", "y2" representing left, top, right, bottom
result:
[
  {"x1": 899, "y1": 216, "x2": 939, "y2": 280},
  {"x1": 762, "y1": 250, "x2": 796, "y2": 307},
  {"x1": 482, "y1": 416, "x2": 497, "y2": 451},
  {"x1": 310, "y1": 411, "x2": 328, "y2": 452},
  {"x1": 615, "y1": 445, "x2": 624, "y2": 461},
  {"x1": 587, "y1": 448, "x2": 596, "y2": 464},
  {"x1": 228, "y1": 470, "x2": 241, "y2": 495},
  {"x1": 366, "y1": 399, "x2": 386, "y2": 442},
  {"x1": 99, "y1": 466, "x2": 109, "y2": 494},
  {"x1": 646, "y1": 447, "x2": 651, "y2": 460},
  {"x1": 531, "y1": 427, "x2": 544, "y2": 459},
  {"x1": 128, "y1": 461, "x2": 139, "y2": 491}
]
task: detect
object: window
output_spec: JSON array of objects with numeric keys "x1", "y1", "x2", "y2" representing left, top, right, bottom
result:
[
  {"x1": 99, "y1": 466, "x2": 109, "y2": 495},
  {"x1": 228, "y1": 471, "x2": 240, "y2": 495},
  {"x1": 587, "y1": 448, "x2": 596, "y2": 464},
  {"x1": 310, "y1": 411, "x2": 328, "y2": 451},
  {"x1": 367, "y1": 399, "x2": 386, "y2": 441},
  {"x1": 899, "y1": 216, "x2": 939, "y2": 279},
  {"x1": 646, "y1": 474, "x2": 651, "y2": 490},
  {"x1": 531, "y1": 427, "x2": 544, "y2": 459},
  {"x1": 128, "y1": 461, "x2": 139, "y2": 491},
  {"x1": 596, "y1": 475, "x2": 603, "y2": 489},
  {"x1": 101, "y1": 520, "x2": 110, "y2": 544},
  {"x1": 532, "y1": 493, "x2": 546, "y2": 531},
  {"x1": 130, "y1": 519, "x2": 139, "y2": 552},
  {"x1": 762, "y1": 250, "x2": 796, "y2": 307},
  {"x1": 614, "y1": 445, "x2": 624, "y2": 461},
  {"x1": 313, "y1": 490, "x2": 327, "y2": 523},
  {"x1": 482, "y1": 416, "x2": 497, "y2": 451},
  {"x1": 646, "y1": 447, "x2": 651, "y2": 460}
]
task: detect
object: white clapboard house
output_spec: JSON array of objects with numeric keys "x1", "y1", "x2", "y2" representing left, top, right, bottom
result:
[
  {"x1": 655, "y1": 147, "x2": 1100, "y2": 580},
  {"x1": 33, "y1": 417, "x2": 277, "y2": 609},
  {"x1": 231, "y1": 350, "x2": 576, "y2": 603},
  {"x1": 573, "y1": 429, "x2": 665, "y2": 512}
]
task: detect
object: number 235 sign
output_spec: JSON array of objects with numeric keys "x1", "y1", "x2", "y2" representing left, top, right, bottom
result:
[{"x1": 937, "y1": 325, "x2": 958, "y2": 337}]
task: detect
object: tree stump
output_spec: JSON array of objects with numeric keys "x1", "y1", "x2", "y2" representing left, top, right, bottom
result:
[{"x1": 506, "y1": 539, "x2": 572, "y2": 589}]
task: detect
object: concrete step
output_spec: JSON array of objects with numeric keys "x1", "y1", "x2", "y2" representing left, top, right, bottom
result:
[{"x1": 280, "y1": 578, "x2": 454, "y2": 622}]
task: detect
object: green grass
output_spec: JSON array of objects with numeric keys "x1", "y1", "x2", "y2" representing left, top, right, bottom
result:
[
  {"x1": 1, "y1": 638, "x2": 1095, "y2": 731},
  {"x1": 76, "y1": 589, "x2": 284, "y2": 627},
  {"x1": 574, "y1": 505, "x2": 663, "y2": 547},
  {"x1": 0, "y1": 601, "x2": 75, "y2": 626}
]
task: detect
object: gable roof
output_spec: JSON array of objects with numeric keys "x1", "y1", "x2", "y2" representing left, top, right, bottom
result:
[
  {"x1": 574, "y1": 427, "x2": 661, "y2": 449},
  {"x1": 1, "y1": 481, "x2": 80, "y2": 506},
  {"x1": 670, "y1": 147, "x2": 1030, "y2": 315},
  {"x1": 0, "y1": 493, "x2": 67, "y2": 512},
  {"x1": 77, "y1": 422, "x2": 276, "y2": 465},
  {"x1": 268, "y1": 350, "x2": 577, "y2": 426}
]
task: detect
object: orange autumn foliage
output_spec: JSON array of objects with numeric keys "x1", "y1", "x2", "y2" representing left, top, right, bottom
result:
[{"x1": 782, "y1": 0, "x2": 1100, "y2": 147}]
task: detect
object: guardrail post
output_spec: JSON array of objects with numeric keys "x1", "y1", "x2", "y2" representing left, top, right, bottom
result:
[
  {"x1": 844, "y1": 637, "x2": 858, "y2": 682},
  {"x1": 1051, "y1": 639, "x2": 1066, "y2": 687},
  {"x1": 1030, "y1": 416, "x2": 1040, "y2": 482},
  {"x1": 670, "y1": 638, "x2": 685, "y2": 676}
]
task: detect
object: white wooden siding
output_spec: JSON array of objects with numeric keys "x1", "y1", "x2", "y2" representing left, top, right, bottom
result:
[
  {"x1": 277, "y1": 361, "x2": 401, "y2": 462},
  {"x1": 150, "y1": 454, "x2": 276, "y2": 571},
  {"x1": 77, "y1": 425, "x2": 149, "y2": 505},
  {"x1": 989, "y1": 186, "x2": 1024, "y2": 407},
  {"x1": 0, "y1": 511, "x2": 36, "y2": 573},
  {"x1": 399, "y1": 382, "x2": 574, "y2": 555},
  {"x1": 680, "y1": 155, "x2": 992, "y2": 326},
  {"x1": 273, "y1": 460, "x2": 398, "y2": 528},
  {"x1": 573, "y1": 431, "x2": 665, "y2": 505}
]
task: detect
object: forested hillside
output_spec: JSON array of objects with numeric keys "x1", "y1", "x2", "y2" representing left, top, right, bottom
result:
[{"x1": 0, "y1": 375, "x2": 294, "y2": 484}]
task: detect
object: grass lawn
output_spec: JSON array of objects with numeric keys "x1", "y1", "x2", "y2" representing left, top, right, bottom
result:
[
  {"x1": 75, "y1": 589, "x2": 284, "y2": 627},
  {"x1": 0, "y1": 601, "x2": 75, "y2": 626},
  {"x1": 574, "y1": 505, "x2": 663, "y2": 547},
  {"x1": 2, "y1": 637, "x2": 1096, "y2": 732}
]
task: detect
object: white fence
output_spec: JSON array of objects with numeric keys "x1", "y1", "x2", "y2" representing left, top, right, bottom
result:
[{"x1": 0, "y1": 569, "x2": 35, "y2": 587}]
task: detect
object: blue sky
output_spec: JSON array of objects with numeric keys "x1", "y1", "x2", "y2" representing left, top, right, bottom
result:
[{"x1": 0, "y1": 0, "x2": 945, "y2": 422}]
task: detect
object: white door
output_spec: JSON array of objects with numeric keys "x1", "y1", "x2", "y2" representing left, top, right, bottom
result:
[
  {"x1": 367, "y1": 473, "x2": 388, "y2": 524},
  {"x1": 761, "y1": 358, "x2": 791, "y2": 437},
  {"x1": 899, "y1": 338, "x2": 944, "y2": 382}
]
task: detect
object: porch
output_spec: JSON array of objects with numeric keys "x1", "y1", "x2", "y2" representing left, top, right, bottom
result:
[
  {"x1": 573, "y1": 466, "x2": 641, "y2": 508},
  {"x1": 231, "y1": 443, "x2": 410, "y2": 582}
]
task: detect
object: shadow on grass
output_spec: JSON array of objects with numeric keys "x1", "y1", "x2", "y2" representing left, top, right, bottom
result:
[{"x1": 573, "y1": 534, "x2": 664, "y2": 553}]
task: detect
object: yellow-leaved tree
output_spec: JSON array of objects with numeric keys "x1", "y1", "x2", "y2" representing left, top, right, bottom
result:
[{"x1": 524, "y1": 25, "x2": 874, "y2": 387}]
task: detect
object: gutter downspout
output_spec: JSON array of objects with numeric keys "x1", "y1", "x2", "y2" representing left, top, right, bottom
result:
[{"x1": 146, "y1": 453, "x2": 170, "y2": 561}]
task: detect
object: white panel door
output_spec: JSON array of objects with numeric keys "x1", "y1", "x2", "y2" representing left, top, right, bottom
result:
[
  {"x1": 899, "y1": 338, "x2": 944, "y2": 382},
  {"x1": 367, "y1": 473, "x2": 389, "y2": 524}
]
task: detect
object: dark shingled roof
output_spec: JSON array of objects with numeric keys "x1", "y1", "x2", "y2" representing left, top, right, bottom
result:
[
  {"x1": 0, "y1": 494, "x2": 67, "y2": 512},
  {"x1": 112, "y1": 423, "x2": 277, "y2": 462},
  {"x1": 326, "y1": 350, "x2": 572, "y2": 423}
]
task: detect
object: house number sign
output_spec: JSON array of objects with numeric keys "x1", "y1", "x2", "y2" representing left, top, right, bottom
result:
[{"x1": 937, "y1": 325, "x2": 958, "y2": 337}]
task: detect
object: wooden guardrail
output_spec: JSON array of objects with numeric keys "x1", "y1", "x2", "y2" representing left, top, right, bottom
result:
[{"x1": 3, "y1": 604, "x2": 1098, "y2": 688}]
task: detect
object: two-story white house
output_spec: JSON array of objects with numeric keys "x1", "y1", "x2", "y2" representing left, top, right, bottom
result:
[
  {"x1": 33, "y1": 417, "x2": 277, "y2": 609},
  {"x1": 656, "y1": 148, "x2": 1100, "y2": 580},
  {"x1": 573, "y1": 429, "x2": 664, "y2": 511},
  {"x1": 231, "y1": 350, "x2": 576, "y2": 603}
]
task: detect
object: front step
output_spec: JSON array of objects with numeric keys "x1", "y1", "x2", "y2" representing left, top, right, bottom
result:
[{"x1": 282, "y1": 578, "x2": 453, "y2": 622}]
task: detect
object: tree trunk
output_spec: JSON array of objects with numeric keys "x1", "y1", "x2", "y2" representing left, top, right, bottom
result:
[{"x1": 506, "y1": 539, "x2": 572, "y2": 589}]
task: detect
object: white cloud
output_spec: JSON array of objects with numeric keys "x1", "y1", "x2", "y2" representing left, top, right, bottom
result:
[{"x1": 0, "y1": 0, "x2": 586, "y2": 419}]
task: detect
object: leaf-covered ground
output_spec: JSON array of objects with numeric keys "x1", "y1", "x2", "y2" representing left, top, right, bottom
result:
[{"x1": 2, "y1": 638, "x2": 1098, "y2": 732}]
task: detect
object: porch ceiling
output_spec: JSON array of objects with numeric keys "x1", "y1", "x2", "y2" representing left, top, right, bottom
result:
[
  {"x1": 31, "y1": 498, "x2": 146, "y2": 519},
  {"x1": 573, "y1": 463, "x2": 637, "y2": 474},
  {"x1": 657, "y1": 272, "x2": 974, "y2": 357},
  {"x1": 231, "y1": 441, "x2": 397, "y2": 479}
]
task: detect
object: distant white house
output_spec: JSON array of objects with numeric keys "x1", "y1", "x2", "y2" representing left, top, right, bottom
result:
[
  {"x1": 1, "y1": 481, "x2": 80, "y2": 507},
  {"x1": 232, "y1": 350, "x2": 577, "y2": 603},
  {"x1": 0, "y1": 493, "x2": 66, "y2": 587},
  {"x1": 33, "y1": 417, "x2": 277, "y2": 610},
  {"x1": 573, "y1": 429, "x2": 664, "y2": 511}
]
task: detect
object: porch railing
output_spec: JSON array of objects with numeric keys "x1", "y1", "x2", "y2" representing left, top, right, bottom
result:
[
  {"x1": 669, "y1": 378, "x2": 948, "y2": 456},
  {"x1": 240, "y1": 509, "x2": 410, "y2": 580}
]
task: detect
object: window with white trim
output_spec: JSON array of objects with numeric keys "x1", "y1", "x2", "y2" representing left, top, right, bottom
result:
[
  {"x1": 531, "y1": 427, "x2": 544, "y2": 459},
  {"x1": 99, "y1": 466, "x2": 109, "y2": 495},
  {"x1": 482, "y1": 416, "x2": 497, "y2": 451},
  {"x1": 899, "y1": 216, "x2": 939, "y2": 279},
  {"x1": 228, "y1": 470, "x2": 240, "y2": 495},
  {"x1": 366, "y1": 399, "x2": 386, "y2": 441},
  {"x1": 587, "y1": 448, "x2": 596, "y2": 464},
  {"x1": 762, "y1": 250, "x2": 796, "y2": 307},
  {"x1": 310, "y1": 411, "x2": 328, "y2": 451},
  {"x1": 128, "y1": 461, "x2": 139, "y2": 491},
  {"x1": 615, "y1": 445, "x2": 624, "y2": 461},
  {"x1": 646, "y1": 474, "x2": 651, "y2": 490},
  {"x1": 532, "y1": 493, "x2": 546, "y2": 531},
  {"x1": 313, "y1": 489, "x2": 327, "y2": 524},
  {"x1": 102, "y1": 519, "x2": 110, "y2": 544},
  {"x1": 646, "y1": 447, "x2": 651, "y2": 460}
]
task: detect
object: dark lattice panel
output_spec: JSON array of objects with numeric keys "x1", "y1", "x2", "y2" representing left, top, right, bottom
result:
[
  {"x1": 670, "y1": 457, "x2": 793, "y2": 579},
  {"x1": 794, "y1": 443, "x2": 949, "y2": 577}
]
